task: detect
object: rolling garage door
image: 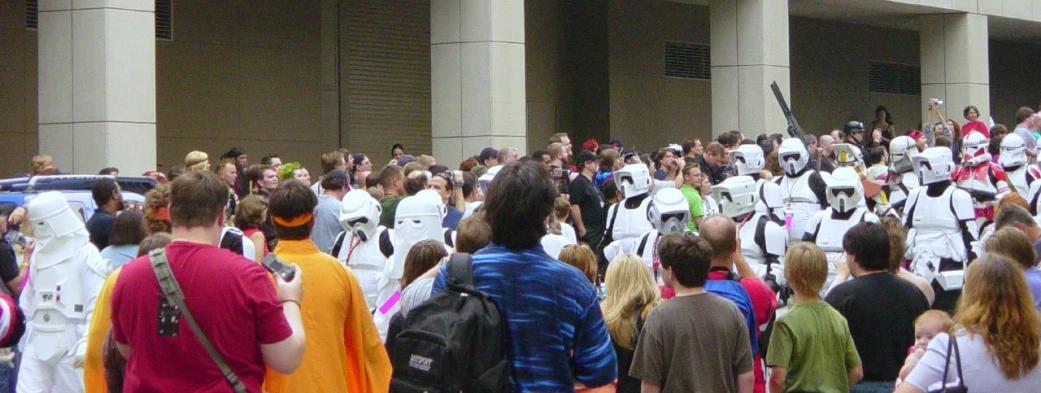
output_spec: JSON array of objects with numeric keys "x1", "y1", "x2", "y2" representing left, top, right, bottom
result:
[{"x1": 340, "y1": 0, "x2": 432, "y2": 161}]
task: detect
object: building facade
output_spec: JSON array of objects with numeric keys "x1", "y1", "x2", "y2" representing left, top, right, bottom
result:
[{"x1": 1, "y1": 0, "x2": 1040, "y2": 176}]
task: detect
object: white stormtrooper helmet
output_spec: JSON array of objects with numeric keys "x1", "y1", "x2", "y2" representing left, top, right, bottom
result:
[
  {"x1": 730, "y1": 144, "x2": 765, "y2": 176},
  {"x1": 712, "y1": 176, "x2": 758, "y2": 218},
  {"x1": 778, "y1": 138, "x2": 810, "y2": 176},
  {"x1": 999, "y1": 133, "x2": 1028, "y2": 169},
  {"x1": 389, "y1": 194, "x2": 447, "y2": 279},
  {"x1": 889, "y1": 136, "x2": 919, "y2": 174},
  {"x1": 826, "y1": 167, "x2": 863, "y2": 214},
  {"x1": 614, "y1": 163, "x2": 651, "y2": 199},
  {"x1": 833, "y1": 143, "x2": 864, "y2": 168},
  {"x1": 912, "y1": 147, "x2": 956, "y2": 185},
  {"x1": 961, "y1": 131, "x2": 990, "y2": 166},
  {"x1": 756, "y1": 181, "x2": 785, "y2": 221},
  {"x1": 27, "y1": 191, "x2": 85, "y2": 247},
  {"x1": 478, "y1": 165, "x2": 503, "y2": 195},
  {"x1": 340, "y1": 189, "x2": 382, "y2": 242},
  {"x1": 646, "y1": 188, "x2": 689, "y2": 234}
]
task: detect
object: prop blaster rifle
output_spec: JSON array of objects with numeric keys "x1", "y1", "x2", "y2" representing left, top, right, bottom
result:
[{"x1": 771, "y1": 81, "x2": 810, "y2": 146}]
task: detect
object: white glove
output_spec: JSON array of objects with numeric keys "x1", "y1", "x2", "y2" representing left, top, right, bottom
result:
[{"x1": 68, "y1": 338, "x2": 87, "y2": 368}]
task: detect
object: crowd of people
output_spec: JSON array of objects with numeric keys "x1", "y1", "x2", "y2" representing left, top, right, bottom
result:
[{"x1": 1, "y1": 102, "x2": 1041, "y2": 393}]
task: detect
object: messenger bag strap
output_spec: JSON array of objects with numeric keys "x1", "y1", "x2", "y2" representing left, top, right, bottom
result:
[{"x1": 149, "y1": 248, "x2": 248, "y2": 393}]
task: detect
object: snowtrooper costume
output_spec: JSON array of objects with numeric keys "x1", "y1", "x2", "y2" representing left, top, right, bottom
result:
[
  {"x1": 332, "y1": 189, "x2": 393, "y2": 311},
  {"x1": 18, "y1": 192, "x2": 108, "y2": 393},
  {"x1": 952, "y1": 131, "x2": 1010, "y2": 225},
  {"x1": 602, "y1": 188, "x2": 689, "y2": 280},
  {"x1": 802, "y1": 167, "x2": 879, "y2": 292},
  {"x1": 602, "y1": 164, "x2": 654, "y2": 247},
  {"x1": 776, "y1": 138, "x2": 829, "y2": 242},
  {"x1": 1000, "y1": 133, "x2": 1041, "y2": 198},
  {"x1": 888, "y1": 136, "x2": 921, "y2": 212},
  {"x1": 904, "y1": 147, "x2": 978, "y2": 312},
  {"x1": 372, "y1": 190, "x2": 448, "y2": 340}
]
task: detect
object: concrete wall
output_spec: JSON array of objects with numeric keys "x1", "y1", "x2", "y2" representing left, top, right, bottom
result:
[
  {"x1": 524, "y1": 0, "x2": 566, "y2": 151},
  {"x1": 790, "y1": 17, "x2": 922, "y2": 136},
  {"x1": 990, "y1": 39, "x2": 1041, "y2": 126},
  {"x1": 608, "y1": 0, "x2": 713, "y2": 149},
  {"x1": 0, "y1": 2, "x2": 39, "y2": 176}
]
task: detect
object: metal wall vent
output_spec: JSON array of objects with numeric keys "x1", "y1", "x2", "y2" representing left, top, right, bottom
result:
[
  {"x1": 869, "y1": 62, "x2": 921, "y2": 95},
  {"x1": 665, "y1": 41, "x2": 711, "y2": 80},
  {"x1": 26, "y1": 0, "x2": 38, "y2": 30},
  {"x1": 155, "y1": 0, "x2": 173, "y2": 40}
]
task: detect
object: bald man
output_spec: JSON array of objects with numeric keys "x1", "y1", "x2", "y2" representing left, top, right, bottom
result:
[
  {"x1": 818, "y1": 135, "x2": 836, "y2": 173},
  {"x1": 699, "y1": 214, "x2": 778, "y2": 393}
]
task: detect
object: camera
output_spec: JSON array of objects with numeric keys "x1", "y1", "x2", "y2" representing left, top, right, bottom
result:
[
  {"x1": 4, "y1": 231, "x2": 27, "y2": 248},
  {"x1": 929, "y1": 98, "x2": 943, "y2": 106}
]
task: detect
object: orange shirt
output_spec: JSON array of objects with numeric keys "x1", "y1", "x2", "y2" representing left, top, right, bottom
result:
[
  {"x1": 263, "y1": 239, "x2": 391, "y2": 393},
  {"x1": 84, "y1": 267, "x2": 121, "y2": 393}
]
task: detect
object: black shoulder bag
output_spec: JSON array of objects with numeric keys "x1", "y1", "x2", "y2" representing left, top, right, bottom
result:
[{"x1": 927, "y1": 334, "x2": 967, "y2": 393}]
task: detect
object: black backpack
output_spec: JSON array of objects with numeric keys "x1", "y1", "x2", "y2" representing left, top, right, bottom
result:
[{"x1": 389, "y1": 253, "x2": 512, "y2": 393}]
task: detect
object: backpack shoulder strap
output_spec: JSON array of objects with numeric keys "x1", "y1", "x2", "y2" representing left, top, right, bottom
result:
[
  {"x1": 148, "y1": 248, "x2": 247, "y2": 393},
  {"x1": 447, "y1": 252, "x2": 473, "y2": 288},
  {"x1": 635, "y1": 232, "x2": 651, "y2": 256},
  {"x1": 331, "y1": 231, "x2": 347, "y2": 258}
]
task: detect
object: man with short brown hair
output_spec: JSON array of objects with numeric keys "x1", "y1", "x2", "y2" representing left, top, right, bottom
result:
[
  {"x1": 378, "y1": 165, "x2": 406, "y2": 227},
  {"x1": 110, "y1": 170, "x2": 306, "y2": 392},
  {"x1": 698, "y1": 141, "x2": 730, "y2": 185}
]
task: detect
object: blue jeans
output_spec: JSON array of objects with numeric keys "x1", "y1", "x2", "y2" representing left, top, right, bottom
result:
[{"x1": 850, "y1": 380, "x2": 895, "y2": 393}]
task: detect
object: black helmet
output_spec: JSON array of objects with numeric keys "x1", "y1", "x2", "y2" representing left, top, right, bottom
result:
[{"x1": 843, "y1": 121, "x2": 865, "y2": 134}]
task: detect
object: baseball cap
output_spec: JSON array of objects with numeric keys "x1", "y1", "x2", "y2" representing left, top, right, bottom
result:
[
  {"x1": 480, "y1": 147, "x2": 499, "y2": 163},
  {"x1": 575, "y1": 150, "x2": 597, "y2": 166},
  {"x1": 325, "y1": 169, "x2": 349, "y2": 182},
  {"x1": 396, "y1": 154, "x2": 416, "y2": 166}
]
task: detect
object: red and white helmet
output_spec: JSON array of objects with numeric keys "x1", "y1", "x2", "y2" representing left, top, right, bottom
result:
[{"x1": 961, "y1": 131, "x2": 988, "y2": 161}]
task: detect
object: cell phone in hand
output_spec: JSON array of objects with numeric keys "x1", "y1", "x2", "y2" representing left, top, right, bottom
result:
[{"x1": 261, "y1": 254, "x2": 296, "y2": 282}]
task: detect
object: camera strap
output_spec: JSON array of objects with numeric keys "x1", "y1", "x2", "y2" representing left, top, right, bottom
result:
[{"x1": 149, "y1": 248, "x2": 247, "y2": 393}]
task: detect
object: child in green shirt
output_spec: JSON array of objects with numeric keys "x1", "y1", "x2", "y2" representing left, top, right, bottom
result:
[{"x1": 767, "y1": 243, "x2": 864, "y2": 392}]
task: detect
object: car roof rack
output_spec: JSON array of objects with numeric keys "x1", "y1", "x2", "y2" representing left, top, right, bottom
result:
[{"x1": 0, "y1": 175, "x2": 158, "y2": 195}]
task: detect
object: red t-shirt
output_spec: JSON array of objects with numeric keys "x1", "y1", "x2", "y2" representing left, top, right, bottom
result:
[
  {"x1": 962, "y1": 121, "x2": 989, "y2": 138},
  {"x1": 707, "y1": 270, "x2": 778, "y2": 393},
  {"x1": 111, "y1": 241, "x2": 292, "y2": 392}
]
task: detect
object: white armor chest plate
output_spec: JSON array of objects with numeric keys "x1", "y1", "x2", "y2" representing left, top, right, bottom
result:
[
  {"x1": 955, "y1": 165, "x2": 997, "y2": 194},
  {"x1": 612, "y1": 198, "x2": 653, "y2": 241},
  {"x1": 779, "y1": 173, "x2": 822, "y2": 241},
  {"x1": 340, "y1": 229, "x2": 388, "y2": 309},
  {"x1": 815, "y1": 210, "x2": 867, "y2": 254}
]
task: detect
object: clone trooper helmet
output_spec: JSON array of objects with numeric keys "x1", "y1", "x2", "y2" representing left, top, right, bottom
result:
[
  {"x1": 340, "y1": 189, "x2": 382, "y2": 242},
  {"x1": 730, "y1": 145, "x2": 765, "y2": 176},
  {"x1": 27, "y1": 191, "x2": 85, "y2": 247},
  {"x1": 712, "y1": 176, "x2": 758, "y2": 218},
  {"x1": 389, "y1": 193, "x2": 447, "y2": 279},
  {"x1": 826, "y1": 167, "x2": 863, "y2": 214},
  {"x1": 912, "y1": 147, "x2": 956, "y2": 185},
  {"x1": 614, "y1": 163, "x2": 651, "y2": 199},
  {"x1": 961, "y1": 132, "x2": 989, "y2": 164},
  {"x1": 889, "y1": 136, "x2": 919, "y2": 174},
  {"x1": 833, "y1": 144, "x2": 864, "y2": 168},
  {"x1": 999, "y1": 133, "x2": 1028, "y2": 169},
  {"x1": 477, "y1": 165, "x2": 503, "y2": 194},
  {"x1": 757, "y1": 181, "x2": 785, "y2": 221},
  {"x1": 778, "y1": 138, "x2": 810, "y2": 177},
  {"x1": 646, "y1": 188, "x2": 689, "y2": 234}
]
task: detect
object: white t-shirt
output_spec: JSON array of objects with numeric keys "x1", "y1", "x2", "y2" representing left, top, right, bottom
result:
[
  {"x1": 541, "y1": 234, "x2": 575, "y2": 260},
  {"x1": 904, "y1": 331, "x2": 1041, "y2": 392},
  {"x1": 463, "y1": 201, "x2": 482, "y2": 219},
  {"x1": 559, "y1": 222, "x2": 578, "y2": 244}
]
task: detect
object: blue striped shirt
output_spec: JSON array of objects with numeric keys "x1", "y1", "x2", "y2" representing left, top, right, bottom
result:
[{"x1": 433, "y1": 243, "x2": 617, "y2": 391}]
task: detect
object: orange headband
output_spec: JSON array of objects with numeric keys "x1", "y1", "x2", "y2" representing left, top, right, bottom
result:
[{"x1": 272, "y1": 212, "x2": 313, "y2": 227}]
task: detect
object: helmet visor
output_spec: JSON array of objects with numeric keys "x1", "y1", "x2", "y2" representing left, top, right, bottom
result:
[{"x1": 829, "y1": 187, "x2": 855, "y2": 198}]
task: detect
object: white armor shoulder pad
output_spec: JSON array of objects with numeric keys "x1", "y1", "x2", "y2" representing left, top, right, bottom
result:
[
  {"x1": 763, "y1": 222, "x2": 788, "y2": 256},
  {"x1": 80, "y1": 245, "x2": 112, "y2": 277},
  {"x1": 950, "y1": 189, "x2": 976, "y2": 221}
]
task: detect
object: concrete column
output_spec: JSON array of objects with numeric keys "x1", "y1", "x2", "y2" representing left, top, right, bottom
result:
[
  {"x1": 431, "y1": 0, "x2": 527, "y2": 165},
  {"x1": 920, "y1": 13, "x2": 989, "y2": 129},
  {"x1": 710, "y1": 0, "x2": 791, "y2": 137},
  {"x1": 38, "y1": 0, "x2": 156, "y2": 175}
]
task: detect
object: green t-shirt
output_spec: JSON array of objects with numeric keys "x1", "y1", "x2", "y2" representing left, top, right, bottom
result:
[
  {"x1": 379, "y1": 196, "x2": 403, "y2": 228},
  {"x1": 680, "y1": 184, "x2": 704, "y2": 231},
  {"x1": 766, "y1": 301, "x2": 862, "y2": 393}
]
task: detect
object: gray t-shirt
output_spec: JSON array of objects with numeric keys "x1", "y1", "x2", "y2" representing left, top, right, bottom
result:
[
  {"x1": 629, "y1": 292, "x2": 753, "y2": 393},
  {"x1": 310, "y1": 194, "x2": 344, "y2": 253},
  {"x1": 904, "y1": 331, "x2": 1041, "y2": 392},
  {"x1": 1014, "y1": 125, "x2": 1037, "y2": 164}
]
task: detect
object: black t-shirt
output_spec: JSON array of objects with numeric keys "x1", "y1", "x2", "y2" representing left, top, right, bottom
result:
[
  {"x1": 86, "y1": 210, "x2": 116, "y2": 250},
  {"x1": 0, "y1": 242, "x2": 18, "y2": 285},
  {"x1": 569, "y1": 174, "x2": 604, "y2": 245},
  {"x1": 825, "y1": 273, "x2": 929, "y2": 382}
]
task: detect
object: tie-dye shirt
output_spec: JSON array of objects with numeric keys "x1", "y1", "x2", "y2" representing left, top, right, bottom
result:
[{"x1": 433, "y1": 243, "x2": 617, "y2": 391}]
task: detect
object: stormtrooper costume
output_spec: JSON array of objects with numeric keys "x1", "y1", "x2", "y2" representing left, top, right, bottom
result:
[
  {"x1": 602, "y1": 188, "x2": 689, "y2": 281},
  {"x1": 951, "y1": 131, "x2": 1010, "y2": 226},
  {"x1": 602, "y1": 164, "x2": 654, "y2": 248},
  {"x1": 18, "y1": 192, "x2": 108, "y2": 393},
  {"x1": 332, "y1": 189, "x2": 393, "y2": 311},
  {"x1": 776, "y1": 138, "x2": 829, "y2": 242},
  {"x1": 372, "y1": 190, "x2": 448, "y2": 341},
  {"x1": 1000, "y1": 133, "x2": 1041, "y2": 199},
  {"x1": 802, "y1": 167, "x2": 879, "y2": 292},
  {"x1": 904, "y1": 147, "x2": 978, "y2": 312},
  {"x1": 218, "y1": 226, "x2": 256, "y2": 261},
  {"x1": 888, "y1": 136, "x2": 921, "y2": 213}
]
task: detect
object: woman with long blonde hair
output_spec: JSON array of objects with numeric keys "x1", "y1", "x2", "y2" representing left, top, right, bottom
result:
[
  {"x1": 897, "y1": 254, "x2": 1041, "y2": 392},
  {"x1": 601, "y1": 253, "x2": 663, "y2": 393}
]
